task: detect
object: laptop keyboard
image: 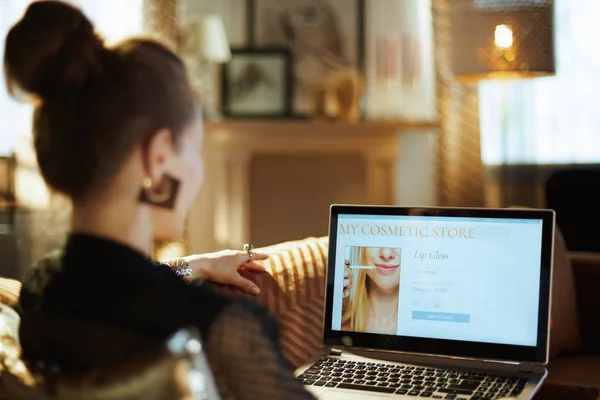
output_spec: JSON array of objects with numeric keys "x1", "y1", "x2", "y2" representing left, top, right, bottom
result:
[{"x1": 297, "y1": 357, "x2": 529, "y2": 399}]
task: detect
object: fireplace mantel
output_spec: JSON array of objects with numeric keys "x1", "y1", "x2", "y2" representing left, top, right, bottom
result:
[
  {"x1": 206, "y1": 119, "x2": 437, "y2": 142},
  {"x1": 186, "y1": 119, "x2": 436, "y2": 253}
]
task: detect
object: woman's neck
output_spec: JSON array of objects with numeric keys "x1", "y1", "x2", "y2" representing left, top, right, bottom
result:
[
  {"x1": 366, "y1": 281, "x2": 399, "y2": 331},
  {"x1": 367, "y1": 282, "x2": 399, "y2": 308},
  {"x1": 71, "y1": 197, "x2": 152, "y2": 257}
]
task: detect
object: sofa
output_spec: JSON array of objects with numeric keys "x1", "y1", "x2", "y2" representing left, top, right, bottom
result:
[{"x1": 0, "y1": 232, "x2": 599, "y2": 396}]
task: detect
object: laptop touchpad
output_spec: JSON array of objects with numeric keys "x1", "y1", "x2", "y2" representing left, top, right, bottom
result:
[{"x1": 319, "y1": 391, "x2": 390, "y2": 399}]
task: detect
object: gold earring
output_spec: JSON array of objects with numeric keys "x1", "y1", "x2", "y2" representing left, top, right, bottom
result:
[
  {"x1": 142, "y1": 177, "x2": 152, "y2": 189},
  {"x1": 139, "y1": 174, "x2": 181, "y2": 209},
  {"x1": 144, "y1": 177, "x2": 173, "y2": 204}
]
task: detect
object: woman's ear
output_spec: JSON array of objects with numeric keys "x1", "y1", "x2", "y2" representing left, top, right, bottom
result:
[{"x1": 142, "y1": 128, "x2": 174, "y2": 182}]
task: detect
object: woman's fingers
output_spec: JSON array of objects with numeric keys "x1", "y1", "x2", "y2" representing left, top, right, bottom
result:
[
  {"x1": 230, "y1": 272, "x2": 261, "y2": 295},
  {"x1": 343, "y1": 262, "x2": 353, "y2": 298},
  {"x1": 241, "y1": 261, "x2": 267, "y2": 272},
  {"x1": 248, "y1": 251, "x2": 269, "y2": 261},
  {"x1": 238, "y1": 250, "x2": 269, "y2": 265},
  {"x1": 344, "y1": 267, "x2": 354, "y2": 279},
  {"x1": 344, "y1": 265, "x2": 353, "y2": 280}
]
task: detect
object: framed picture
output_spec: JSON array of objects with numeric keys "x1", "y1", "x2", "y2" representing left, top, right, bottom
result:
[
  {"x1": 249, "y1": 0, "x2": 365, "y2": 116},
  {"x1": 221, "y1": 48, "x2": 293, "y2": 118}
]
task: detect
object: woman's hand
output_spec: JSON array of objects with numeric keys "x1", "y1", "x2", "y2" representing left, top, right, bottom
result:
[
  {"x1": 344, "y1": 259, "x2": 353, "y2": 298},
  {"x1": 184, "y1": 250, "x2": 269, "y2": 295}
]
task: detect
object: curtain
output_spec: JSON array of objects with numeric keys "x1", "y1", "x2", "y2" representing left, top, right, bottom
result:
[
  {"x1": 479, "y1": 0, "x2": 600, "y2": 165},
  {"x1": 431, "y1": 0, "x2": 486, "y2": 207},
  {"x1": 144, "y1": 0, "x2": 181, "y2": 45},
  {"x1": 477, "y1": 0, "x2": 600, "y2": 208}
]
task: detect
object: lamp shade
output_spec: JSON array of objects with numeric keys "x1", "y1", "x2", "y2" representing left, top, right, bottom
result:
[
  {"x1": 450, "y1": 0, "x2": 555, "y2": 82},
  {"x1": 180, "y1": 14, "x2": 231, "y2": 63}
]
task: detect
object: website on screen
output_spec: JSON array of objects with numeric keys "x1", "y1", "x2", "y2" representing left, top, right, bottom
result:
[{"x1": 331, "y1": 214, "x2": 543, "y2": 347}]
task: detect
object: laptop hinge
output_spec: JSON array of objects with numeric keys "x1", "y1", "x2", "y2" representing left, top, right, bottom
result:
[
  {"x1": 518, "y1": 362, "x2": 535, "y2": 373},
  {"x1": 329, "y1": 348, "x2": 343, "y2": 356}
]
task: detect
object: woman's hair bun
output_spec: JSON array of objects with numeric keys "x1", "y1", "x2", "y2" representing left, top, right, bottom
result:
[{"x1": 3, "y1": 0, "x2": 106, "y2": 101}]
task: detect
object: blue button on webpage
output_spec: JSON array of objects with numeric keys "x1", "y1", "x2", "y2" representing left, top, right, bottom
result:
[{"x1": 412, "y1": 311, "x2": 471, "y2": 323}]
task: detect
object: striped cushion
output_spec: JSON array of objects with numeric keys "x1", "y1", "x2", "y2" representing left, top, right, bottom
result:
[{"x1": 214, "y1": 237, "x2": 329, "y2": 368}]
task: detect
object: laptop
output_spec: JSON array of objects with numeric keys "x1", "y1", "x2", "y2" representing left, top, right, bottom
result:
[{"x1": 295, "y1": 205, "x2": 554, "y2": 400}]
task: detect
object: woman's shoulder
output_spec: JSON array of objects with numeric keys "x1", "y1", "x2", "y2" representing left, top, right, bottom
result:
[{"x1": 17, "y1": 249, "x2": 64, "y2": 314}]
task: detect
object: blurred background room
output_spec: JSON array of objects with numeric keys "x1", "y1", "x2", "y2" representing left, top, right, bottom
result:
[{"x1": 1, "y1": 0, "x2": 598, "y2": 279}]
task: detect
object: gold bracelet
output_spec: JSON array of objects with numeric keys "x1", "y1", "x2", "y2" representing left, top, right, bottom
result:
[{"x1": 165, "y1": 258, "x2": 193, "y2": 283}]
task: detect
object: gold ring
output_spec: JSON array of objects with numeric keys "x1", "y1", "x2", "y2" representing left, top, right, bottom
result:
[{"x1": 243, "y1": 243, "x2": 254, "y2": 262}]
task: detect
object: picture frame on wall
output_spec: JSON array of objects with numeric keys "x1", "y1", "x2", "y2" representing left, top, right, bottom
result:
[
  {"x1": 221, "y1": 48, "x2": 293, "y2": 118},
  {"x1": 249, "y1": 0, "x2": 365, "y2": 116}
]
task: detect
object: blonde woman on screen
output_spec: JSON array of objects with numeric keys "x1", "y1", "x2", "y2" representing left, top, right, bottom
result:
[{"x1": 342, "y1": 247, "x2": 401, "y2": 334}]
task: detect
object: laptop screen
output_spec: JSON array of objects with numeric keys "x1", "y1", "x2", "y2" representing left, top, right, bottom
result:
[{"x1": 323, "y1": 206, "x2": 554, "y2": 364}]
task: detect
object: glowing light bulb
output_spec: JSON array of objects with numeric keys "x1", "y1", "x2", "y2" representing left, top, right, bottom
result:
[{"x1": 494, "y1": 24, "x2": 514, "y2": 49}]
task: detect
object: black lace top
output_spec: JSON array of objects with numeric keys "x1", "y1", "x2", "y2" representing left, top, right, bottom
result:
[{"x1": 17, "y1": 233, "x2": 314, "y2": 400}]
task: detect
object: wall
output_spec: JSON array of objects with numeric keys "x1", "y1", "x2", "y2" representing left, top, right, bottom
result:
[{"x1": 183, "y1": 0, "x2": 439, "y2": 200}]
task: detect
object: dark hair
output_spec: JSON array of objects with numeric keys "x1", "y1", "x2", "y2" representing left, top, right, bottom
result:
[{"x1": 3, "y1": 0, "x2": 197, "y2": 200}]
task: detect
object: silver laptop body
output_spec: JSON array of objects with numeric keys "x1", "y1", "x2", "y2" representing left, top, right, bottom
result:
[{"x1": 295, "y1": 205, "x2": 555, "y2": 400}]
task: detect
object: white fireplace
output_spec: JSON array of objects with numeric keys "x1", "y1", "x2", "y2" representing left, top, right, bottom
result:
[{"x1": 186, "y1": 120, "x2": 435, "y2": 253}]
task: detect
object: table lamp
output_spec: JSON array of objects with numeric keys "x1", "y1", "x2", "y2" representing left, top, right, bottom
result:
[
  {"x1": 449, "y1": 0, "x2": 555, "y2": 82},
  {"x1": 445, "y1": 0, "x2": 555, "y2": 207},
  {"x1": 180, "y1": 14, "x2": 231, "y2": 121}
]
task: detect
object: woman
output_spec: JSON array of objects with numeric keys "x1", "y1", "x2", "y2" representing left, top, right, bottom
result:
[
  {"x1": 3, "y1": 1, "x2": 313, "y2": 399},
  {"x1": 342, "y1": 247, "x2": 401, "y2": 334}
]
